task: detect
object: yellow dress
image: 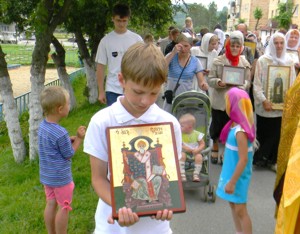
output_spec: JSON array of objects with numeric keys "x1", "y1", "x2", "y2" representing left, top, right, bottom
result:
[{"x1": 274, "y1": 73, "x2": 300, "y2": 233}]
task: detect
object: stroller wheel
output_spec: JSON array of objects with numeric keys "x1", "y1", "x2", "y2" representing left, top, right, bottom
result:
[{"x1": 209, "y1": 185, "x2": 217, "y2": 203}]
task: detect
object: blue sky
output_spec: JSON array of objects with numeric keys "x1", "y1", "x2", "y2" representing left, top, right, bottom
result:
[{"x1": 173, "y1": 0, "x2": 229, "y2": 11}]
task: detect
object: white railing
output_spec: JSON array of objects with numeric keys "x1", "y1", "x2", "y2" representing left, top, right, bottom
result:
[{"x1": 0, "y1": 68, "x2": 85, "y2": 121}]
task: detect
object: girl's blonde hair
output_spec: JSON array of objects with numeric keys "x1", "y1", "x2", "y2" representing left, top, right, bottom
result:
[
  {"x1": 121, "y1": 42, "x2": 167, "y2": 88},
  {"x1": 40, "y1": 86, "x2": 69, "y2": 116}
]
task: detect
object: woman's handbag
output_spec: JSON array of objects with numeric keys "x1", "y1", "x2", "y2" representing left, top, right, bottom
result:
[{"x1": 163, "y1": 55, "x2": 191, "y2": 104}]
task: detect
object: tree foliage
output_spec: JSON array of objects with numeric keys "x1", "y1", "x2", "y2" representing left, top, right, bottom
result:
[
  {"x1": 173, "y1": 1, "x2": 227, "y2": 33},
  {"x1": 0, "y1": 0, "x2": 39, "y2": 32},
  {"x1": 275, "y1": 0, "x2": 294, "y2": 30},
  {"x1": 217, "y1": 7, "x2": 228, "y2": 31}
]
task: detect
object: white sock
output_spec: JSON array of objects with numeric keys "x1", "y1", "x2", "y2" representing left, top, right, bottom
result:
[
  {"x1": 179, "y1": 161, "x2": 185, "y2": 174},
  {"x1": 194, "y1": 164, "x2": 202, "y2": 175}
]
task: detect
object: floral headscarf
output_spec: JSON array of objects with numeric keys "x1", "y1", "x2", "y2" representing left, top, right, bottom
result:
[{"x1": 220, "y1": 87, "x2": 256, "y2": 143}]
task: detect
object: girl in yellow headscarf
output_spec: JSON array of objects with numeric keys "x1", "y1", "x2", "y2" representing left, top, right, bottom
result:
[{"x1": 217, "y1": 87, "x2": 256, "y2": 234}]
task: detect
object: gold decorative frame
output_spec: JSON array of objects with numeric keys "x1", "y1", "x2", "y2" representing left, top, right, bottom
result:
[
  {"x1": 107, "y1": 122, "x2": 186, "y2": 218},
  {"x1": 266, "y1": 65, "x2": 291, "y2": 110}
]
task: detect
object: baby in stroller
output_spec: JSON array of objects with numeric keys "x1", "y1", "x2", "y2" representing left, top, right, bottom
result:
[{"x1": 179, "y1": 113, "x2": 205, "y2": 182}]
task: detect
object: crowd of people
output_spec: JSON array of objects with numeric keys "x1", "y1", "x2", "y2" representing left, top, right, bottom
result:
[{"x1": 37, "y1": 2, "x2": 300, "y2": 234}]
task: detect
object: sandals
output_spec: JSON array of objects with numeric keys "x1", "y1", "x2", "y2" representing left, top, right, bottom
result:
[
  {"x1": 193, "y1": 173, "x2": 200, "y2": 182},
  {"x1": 220, "y1": 153, "x2": 224, "y2": 165},
  {"x1": 211, "y1": 150, "x2": 219, "y2": 164}
]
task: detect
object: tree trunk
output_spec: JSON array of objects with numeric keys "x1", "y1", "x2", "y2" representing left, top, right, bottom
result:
[
  {"x1": 0, "y1": 47, "x2": 26, "y2": 163},
  {"x1": 28, "y1": 0, "x2": 72, "y2": 160},
  {"x1": 51, "y1": 36, "x2": 76, "y2": 109},
  {"x1": 83, "y1": 57, "x2": 97, "y2": 103},
  {"x1": 255, "y1": 19, "x2": 260, "y2": 30},
  {"x1": 28, "y1": 39, "x2": 49, "y2": 160},
  {"x1": 75, "y1": 30, "x2": 98, "y2": 104}
]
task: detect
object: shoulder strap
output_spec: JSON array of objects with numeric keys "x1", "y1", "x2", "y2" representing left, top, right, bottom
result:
[{"x1": 173, "y1": 55, "x2": 191, "y2": 94}]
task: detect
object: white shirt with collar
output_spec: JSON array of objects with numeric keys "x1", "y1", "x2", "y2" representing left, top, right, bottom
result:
[
  {"x1": 95, "y1": 30, "x2": 143, "y2": 94},
  {"x1": 84, "y1": 96, "x2": 182, "y2": 234}
]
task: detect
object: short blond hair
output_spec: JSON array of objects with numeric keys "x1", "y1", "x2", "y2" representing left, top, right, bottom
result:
[
  {"x1": 121, "y1": 42, "x2": 167, "y2": 88},
  {"x1": 40, "y1": 86, "x2": 69, "y2": 116},
  {"x1": 179, "y1": 113, "x2": 196, "y2": 127}
]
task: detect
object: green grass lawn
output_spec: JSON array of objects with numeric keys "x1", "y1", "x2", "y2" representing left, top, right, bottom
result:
[
  {"x1": 1, "y1": 44, "x2": 82, "y2": 67},
  {"x1": 0, "y1": 75, "x2": 105, "y2": 233}
]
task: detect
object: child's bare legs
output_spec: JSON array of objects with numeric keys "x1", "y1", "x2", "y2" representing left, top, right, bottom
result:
[
  {"x1": 229, "y1": 202, "x2": 252, "y2": 234},
  {"x1": 193, "y1": 153, "x2": 203, "y2": 182},
  {"x1": 44, "y1": 199, "x2": 57, "y2": 234},
  {"x1": 180, "y1": 152, "x2": 187, "y2": 181},
  {"x1": 55, "y1": 206, "x2": 69, "y2": 234}
]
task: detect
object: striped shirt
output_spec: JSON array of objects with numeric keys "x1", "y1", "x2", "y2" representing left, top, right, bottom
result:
[
  {"x1": 38, "y1": 119, "x2": 74, "y2": 187},
  {"x1": 166, "y1": 54, "x2": 203, "y2": 96}
]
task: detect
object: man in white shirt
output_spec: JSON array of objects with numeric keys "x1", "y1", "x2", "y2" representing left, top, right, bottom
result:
[{"x1": 95, "y1": 3, "x2": 143, "y2": 106}]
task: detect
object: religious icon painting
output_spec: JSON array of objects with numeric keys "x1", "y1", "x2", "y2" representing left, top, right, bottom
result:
[
  {"x1": 221, "y1": 65, "x2": 245, "y2": 86},
  {"x1": 266, "y1": 65, "x2": 291, "y2": 110},
  {"x1": 106, "y1": 122, "x2": 186, "y2": 218},
  {"x1": 244, "y1": 41, "x2": 256, "y2": 57}
]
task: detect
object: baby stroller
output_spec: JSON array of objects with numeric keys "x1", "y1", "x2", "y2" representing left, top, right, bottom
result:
[{"x1": 172, "y1": 91, "x2": 216, "y2": 202}]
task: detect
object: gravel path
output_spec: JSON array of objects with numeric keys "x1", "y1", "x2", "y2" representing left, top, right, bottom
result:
[{"x1": 9, "y1": 66, "x2": 77, "y2": 97}]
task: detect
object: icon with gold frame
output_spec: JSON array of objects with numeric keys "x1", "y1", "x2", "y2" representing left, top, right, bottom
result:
[
  {"x1": 106, "y1": 122, "x2": 186, "y2": 219},
  {"x1": 266, "y1": 65, "x2": 291, "y2": 110}
]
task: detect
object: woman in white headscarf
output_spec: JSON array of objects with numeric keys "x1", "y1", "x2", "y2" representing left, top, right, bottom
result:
[
  {"x1": 285, "y1": 29, "x2": 300, "y2": 51},
  {"x1": 253, "y1": 32, "x2": 296, "y2": 170},
  {"x1": 285, "y1": 29, "x2": 300, "y2": 73},
  {"x1": 190, "y1": 33, "x2": 219, "y2": 92},
  {"x1": 213, "y1": 28, "x2": 225, "y2": 54},
  {"x1": 191, "y1": 33, "x2": 219, "y2": 71}
]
